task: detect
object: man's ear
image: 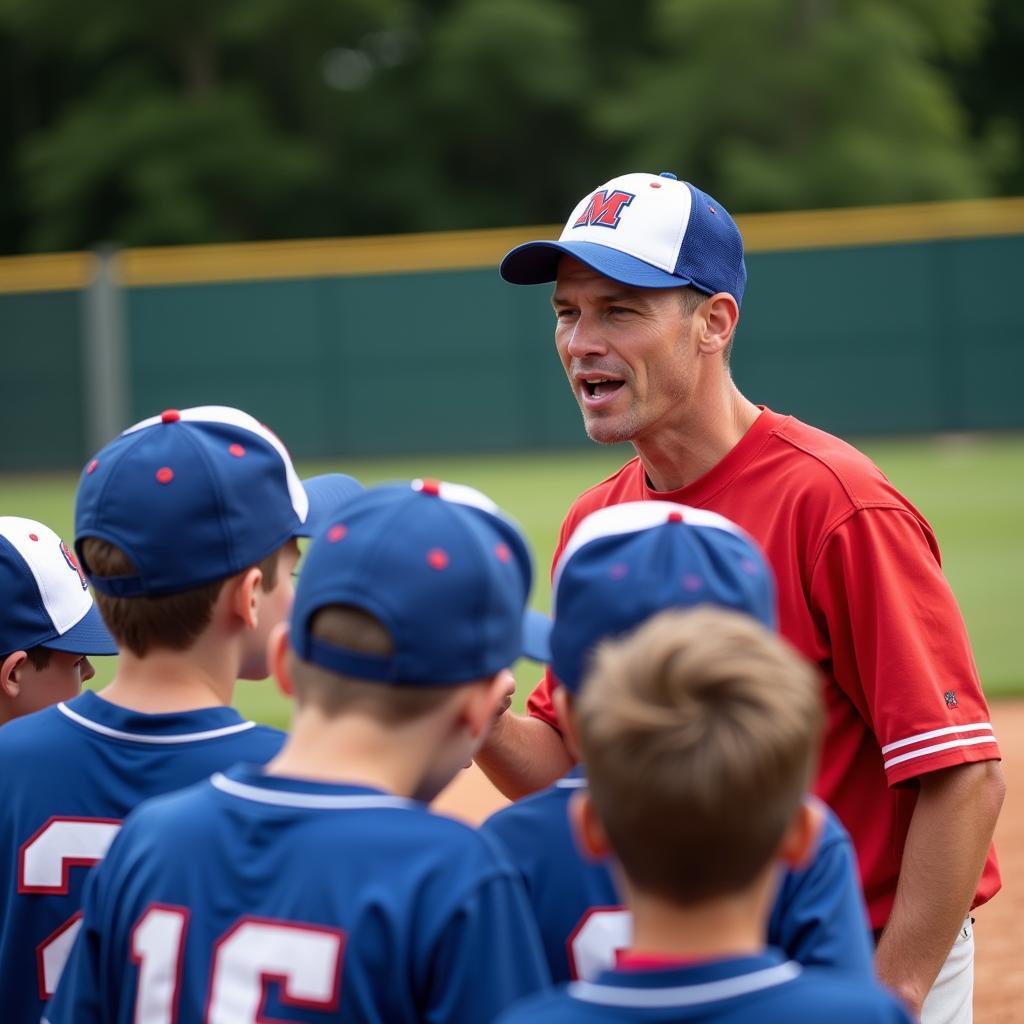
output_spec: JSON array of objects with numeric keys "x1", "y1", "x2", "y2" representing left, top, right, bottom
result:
[
  {"x1": 569, "y1": 790, "x2": 612, "y2": 862},
  {"x1": 268, "y1": 622, "x2": 294, "y2": 697},
  {"x1": 228, "y1": 567, "x2": 263, "y2": 630},
  {"x1": 0, "y1": 651, "x2": 27, "y2": 698},
  {"x1": 696, "y1": 292, "x2": 739, "y2": 357},
  {"x1": 553, "y1": 686, "x2": 581, "y2": 763},
  {"x1": 777, "y1": 797, "x2": 825, "y2": 869}
]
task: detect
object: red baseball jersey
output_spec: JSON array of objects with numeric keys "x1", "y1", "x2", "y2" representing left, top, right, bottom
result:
[{"x1": 527, "y1": 408, "x2": 1000, "y2": 929}]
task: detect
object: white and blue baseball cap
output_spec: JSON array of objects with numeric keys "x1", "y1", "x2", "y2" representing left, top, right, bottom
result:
[
  {"x1": 291, "y1": 479, "x2": 551, "y2": 685},
  {"x1": 0, "y1": 517, "x2": 117, "y2": 656},
  {"x1": 75, "y1": 405, "x2": 363, "y2": 597},
  {"x1": 548, "y1": 501, "x2": 776, "y2": 692},
  {"x1": 500, "y1": 171, "x2": 746, "y2": 303}
]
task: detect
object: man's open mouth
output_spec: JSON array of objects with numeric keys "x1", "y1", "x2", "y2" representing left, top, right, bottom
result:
[{"x1": 582, "y1": 378, "x2": 625, "y2": 399}]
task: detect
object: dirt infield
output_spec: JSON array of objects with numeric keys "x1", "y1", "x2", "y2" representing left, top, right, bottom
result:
[{"x1": 434, "y1": 700, "x2": 1024, "y2": 1021}]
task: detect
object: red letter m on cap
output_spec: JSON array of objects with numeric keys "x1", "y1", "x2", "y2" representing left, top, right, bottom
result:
[{"x1": 574, "y1": 190, "x2": 635, "y2": 229}]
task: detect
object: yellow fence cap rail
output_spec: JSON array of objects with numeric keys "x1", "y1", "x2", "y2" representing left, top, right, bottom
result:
[{"x1": 2, "y1": 196, "x2": 1023, "y2": 294}]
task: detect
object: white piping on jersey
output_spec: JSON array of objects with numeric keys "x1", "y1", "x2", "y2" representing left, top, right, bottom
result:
[
  {"x1": 884, "y1": 735, "x2": 999, "y2": 771},
  {"x1": 211, "y1": 772, "x2": 416, "y2": 810},
  {"x1": 881, "y1": 722, "x2": 993, "y2": 755},
  {"x1": 57, "y1": 702, "x2": 257, "y2": 744},
  {"x1": 568, "y1": 961, "x2": 800, "y2": 1008},
  {"x1": 555, "y1": 777, "x2": 588, "y2": 789}
]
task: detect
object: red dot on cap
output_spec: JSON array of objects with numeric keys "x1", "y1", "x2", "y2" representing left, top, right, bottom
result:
[
  {"x1": 228, "y1": 443, "x2": 246, "y2": 458},
  {"x1": 420, "y1": 479, "x2": 441, "y2": 496},
  {"x1": 161, "y1": 409, "x2": 181, "y2": 424},
  {"x1": 649, "y1": 182, "x2": 662, "y2": 189},
  {"x1": 156, "y1": 467, "x2": 174, "y2": 484},
  {"x1": 495, "y1": 543, "x2": 511, "y2": 563},
  {"x1": 28, "y1": 533, "x2": 39, "y2": 542},
  {"x1": 327, "y1": 524, "x2": 347, "y2": 543},
  {"x1": 667, "y1": 511, "x2": 684, "y2": 523},
  {"x1": 427, "y1": 548, "x2": 449, "y2": 571},
  {"x1": 86, "y1": 459, "x2": 99, "y2": 475}
]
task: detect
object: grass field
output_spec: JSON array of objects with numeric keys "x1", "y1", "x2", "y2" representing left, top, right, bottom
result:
[{"x1": 4, "y1": 433, "x2": 1022, "y2": 729}]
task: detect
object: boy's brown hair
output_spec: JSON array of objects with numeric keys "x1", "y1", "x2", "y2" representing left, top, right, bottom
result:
[
  {"x1": 577, "y1": 607, "x2": 822, "y2": 905},
  {"x1": 0, "y1": 647, "x2": 53, "y2": 669},
  {"x1": 81, "y1": 538, "x2": 283, "y2": 657},
  {"x1": 289, "y1": 605, "x2": 455, "y2": 725}
]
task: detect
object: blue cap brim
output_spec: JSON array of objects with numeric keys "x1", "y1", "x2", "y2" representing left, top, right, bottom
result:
[
  {"x1": 299, "y1": 473, "x2": 365, "y2": 538},
  {"x1": 500, "y1": 240, "x2": 691, "y2": 290},
  {"x1": 44, "y1": 603, "x2": 118, "y2": 656},
  {"x1": 521, "y1": 609, "x2": 552, "y2": 663}
]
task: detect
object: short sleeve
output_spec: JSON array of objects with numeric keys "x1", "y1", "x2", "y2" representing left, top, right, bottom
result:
[
  {"x1": 425, "y1": 871, "x2": 551, "y2": 1023},
  {"x1": 768, "y1": 803, "x2": 873, "y2": 975},
  {"x1": 810, "y1": 507, "x2": 1000, "y2": 787}
]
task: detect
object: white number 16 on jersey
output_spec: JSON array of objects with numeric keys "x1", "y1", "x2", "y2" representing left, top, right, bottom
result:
[{"x1": 133, "y1": 906, "x2": 346, "y2": 1023}]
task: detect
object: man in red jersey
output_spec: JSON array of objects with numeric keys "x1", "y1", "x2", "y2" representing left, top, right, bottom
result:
[{"x1": 478, "y1": 171, "x2": 1004, "y2": 1024}]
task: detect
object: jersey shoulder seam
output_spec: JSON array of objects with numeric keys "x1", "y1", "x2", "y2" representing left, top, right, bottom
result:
[{"x1": 807, "y1": 504, "x2": 933, "y2": 587}]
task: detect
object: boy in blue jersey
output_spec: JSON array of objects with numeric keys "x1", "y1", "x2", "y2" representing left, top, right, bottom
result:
[
  {"x1": 47, "y1": 478, "x2": 551, "y2": 1024},
  {"x1": 1, "y1": 516, "x2": 117, "y2": 724},
  {"x1": 0, "y1": 405, "x2": 360, "y2": 1024},
  {"x1": 498, "y1": 607, "x2": 912, "y2": 1024},
  {"x1": 482, "y1": 501, "x2": 874, "y2": 983}
]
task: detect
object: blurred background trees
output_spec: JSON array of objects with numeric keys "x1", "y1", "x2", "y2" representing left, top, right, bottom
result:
[{"x1": 0, "y1": 0, "x2": 1020, "y2": 254}]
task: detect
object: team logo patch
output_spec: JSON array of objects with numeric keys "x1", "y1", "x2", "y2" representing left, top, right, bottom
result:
[
  {"x1": 573, "y1": 189, "x2": 635, "y2": 229},
  {"x1": 60, "y1": 541, "x2": 89, "y2": 590},
  {"x1": 944, "y1": 690, "x2": 958, "y2": 709}
]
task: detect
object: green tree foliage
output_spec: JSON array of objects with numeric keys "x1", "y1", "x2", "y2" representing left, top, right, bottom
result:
[
  {"x1": 599, "y1": 0, "x2": 1001, "y2": 211},
  {"x1": 0, "y1": 0, "x2": 1019, "y2": 253}
]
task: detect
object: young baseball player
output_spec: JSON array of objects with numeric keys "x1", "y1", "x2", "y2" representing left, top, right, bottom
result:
[
  {"x1": 482, "y1": 502, "x2": 874, "y2": 983},
  {"x1": 47, "y1": 478, "x2": 551, "y2": 1024},
  {"x1": 0, "y1": 405, "x2": 362, "y2": 1024},
  {"x1": 497, "y1": 608, "x2": 912, "y2": 1024},
  {"x1": 1, "y1": 516, "x2": 117, "y2": 725}
]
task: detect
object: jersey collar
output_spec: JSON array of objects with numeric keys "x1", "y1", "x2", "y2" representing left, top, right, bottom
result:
[
  {"x1": 58, "y1": 690, "x2": 255, "y2": 743},
  {"x1": 569, "y1": 951, "x2": 798, "y2": 1008},
  {"x1": 640, "y1": 407, "x2": 786, "y2": 508},
  {"x1": 212, "y1": 763, "x2": 418, "y2": 810}
]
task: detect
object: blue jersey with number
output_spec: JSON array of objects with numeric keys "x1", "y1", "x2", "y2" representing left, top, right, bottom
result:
[
  {"x1": 46, "y1": 762, "x2": 551, "y2": 1024},
  {"x1": 0, "y1": 691, "x2": 284, "y2": 1024},
  {"x1": 481, "y1": 767, "x2": 873, "y2": 982},
  {"x1": 496, "y1": 951, "x2": 912, "y2": 1024}
]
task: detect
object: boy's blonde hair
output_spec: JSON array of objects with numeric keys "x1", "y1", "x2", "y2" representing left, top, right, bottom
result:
[
  {"x1": 81, "y1": 538, "x2": 283, "y2": 657},
  {"x1": 577, "y1": 607, "x2": 822, "y2": 904},
  {"x1": 290, "y1": 605, "x2": 456, "y2": 725}
]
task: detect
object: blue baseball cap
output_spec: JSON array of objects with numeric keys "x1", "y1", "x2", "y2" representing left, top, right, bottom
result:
[
  {"x1": 0, "y1": 517, "x2": 117, "y2": 656},
  {"x1": 291, "y1": 479, "x2": 550, "y2": 685},
  {"x1": 75, "y1": 406, "x2": 363, "y2": 597},
  {"x1": 548, "y1": 501, "x2": 776, "y2": 692},
  {"x1": 500, "y1": 172, "x2": 746, "y2": 304}
]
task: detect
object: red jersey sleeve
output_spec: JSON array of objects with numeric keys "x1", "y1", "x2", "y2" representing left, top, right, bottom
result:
[{"x1": 810, "y1": 506, "x2": 1000, "y2": 788}]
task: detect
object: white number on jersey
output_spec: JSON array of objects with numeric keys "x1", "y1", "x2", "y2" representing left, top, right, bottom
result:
[
  {"x1": 567, "y1": 906, "x2": 632, "y2": 981},
  {"x1": 18, "y1": 816, "x2": 122, "y2": 997},
  {"x1": 131, "y1": 906, "x2": 189, "y2": 1024},
  {"x1": 130, "y1": 908, "x2": 346, "y2": 1023}
]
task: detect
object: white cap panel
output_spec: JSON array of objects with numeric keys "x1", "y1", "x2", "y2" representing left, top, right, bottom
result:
[
  {"x1": 0, "y1": 517, "x2": 93, "y2": 634},
  {"x1": 553, "y1": 501, "x2": 748, "y2": 595},
  {"x1": 559, "y1": 173, "x2": 693, "y2": 273}
]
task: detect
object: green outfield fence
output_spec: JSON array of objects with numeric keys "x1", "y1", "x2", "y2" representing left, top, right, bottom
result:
[{"x1": 2, "y1": 197, "x2": 1023, "y2": 471}]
